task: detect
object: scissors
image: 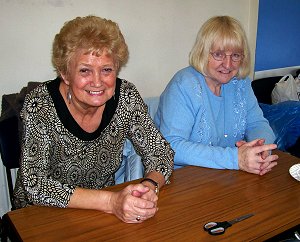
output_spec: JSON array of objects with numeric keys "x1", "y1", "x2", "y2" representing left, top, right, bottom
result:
[{"x1": 204, "y1": 213, "x2": 254, "y2": 235}]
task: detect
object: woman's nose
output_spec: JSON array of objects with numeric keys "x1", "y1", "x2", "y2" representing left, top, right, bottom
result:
[
  {"x1": 222, "y1": 55, "x2": 233, "y2": 68},
  {"x1": 92, "y1": 73, "x2": 102, "y2": 87}
]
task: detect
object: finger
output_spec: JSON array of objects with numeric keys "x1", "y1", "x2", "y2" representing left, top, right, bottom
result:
[
  {"x1": 125, "y1": 215, "x2": 144, "y2": 224},
  {"x1": 236, "y1": 140, "x2": 246, "y2": 147},
  {"x1": 259, "y1": 168, "x2": 271, "y2": 176},
  {"x1": 256, "y1": 139, "x2": 265, "y2": 146},
  {"x1": 259, "y1": 159, "x2": 277, "y2": 170},
  {"x1": 263, "y1": 161, "x2": 278, "y2": 170},
  {"x1": 122, "y1": 196, "x2": 157, "y2": 222},
  {"x1": 122, "y1": 201, "x2": 157, "y2": 223},
  {"x1": 260, "y1": 150, "x2": 269, "y2": 160},
  {"x1": 260, "y1": 161, "x2": 278, "y2": 175},
  {"x1": 131, "y1": 206, "x2": 158, "y2": 221},
  {"x1": 258, "y1": 154, "x2": 279, "y2": 164},
  {"x1": 131, "y1": 186, "x2": 154, "y2": 198},
  {"x1": 133, "y1": 195, "x2": 157, "y2": 209},
  {"x1": 128, "y1": 184, "x2": 150, "y2": 194},
  {"x1": 260, "y1": 161, "x2": 270, "y2": 170},
  {"x1": 134, "y1": 183, "x2": 158, "y2": 203},
  {"x1": 246, "y1": 168, "x2": 261, "y2": 175},
  {"x1": 131, "y1": 190, "x2": 143, "y2": 197},
  {"x1": 253, "y1": 144, "x2": 277, "y2": 155},
  {"x1": 140, "y1": 193, "x2": 158, "y2": 205},
  {"x1": 236, "y1": 139, "x2": 265, "y2": 148},
  {"x1": 130, "y1": 210, "x2": 157, "y2": 223},
  {"x1": 242, "y1": 138, "x2": 264, "y2": 147},
  {"x1": 259, "y1": 160, "x2": 278, "y2": 174},
  {"x1": 133, "y1": 215, "x2": 144, "y2": 223},
  {"x1": 251, "y1": 138, "x2": 265, "y2": 147}
]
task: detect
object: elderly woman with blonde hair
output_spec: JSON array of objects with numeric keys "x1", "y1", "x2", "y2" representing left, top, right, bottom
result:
[{"x1": 155, "y1": 16, "x2": 278, "y2": 175}]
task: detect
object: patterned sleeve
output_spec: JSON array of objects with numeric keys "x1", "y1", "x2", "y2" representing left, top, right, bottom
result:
[
  {"x1": 123, "y1": 82, "x2": 174, "y2": 182},
  {"x1": 18, "y1": 87, "x2": 74, "y2": 208}
]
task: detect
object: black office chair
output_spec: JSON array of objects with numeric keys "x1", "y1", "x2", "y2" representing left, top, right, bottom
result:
[{"x1": 0, "y1": 115, "x2": 21, "y2": 211}]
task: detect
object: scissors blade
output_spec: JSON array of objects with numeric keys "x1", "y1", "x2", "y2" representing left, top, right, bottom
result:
[{"x1": 228, "y1": 213, "x2": 254, "y2": 225}]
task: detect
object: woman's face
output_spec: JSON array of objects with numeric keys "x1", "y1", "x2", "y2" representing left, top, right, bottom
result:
[
  {"x1": 63, "y1": 49, "x2": 117, "y2": 110},
  {"x1": 205, "y1": 47, "x2": 242, "y2": 86}
]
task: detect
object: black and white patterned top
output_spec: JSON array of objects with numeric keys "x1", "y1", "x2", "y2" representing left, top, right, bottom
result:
[{"x1": 13, "y1": 77, "x2": 174, "y2": 209}]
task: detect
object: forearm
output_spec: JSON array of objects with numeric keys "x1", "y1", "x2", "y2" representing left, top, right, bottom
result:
[
  {"x1": 68, "y1": 184, "x2": 158, "y2": 223},
  {"x1": 172, "y1": 139, "x2": 239, "y2": 170},
  {"x1": 68, "y1": 187, "x2": 113, "y2": 213}
]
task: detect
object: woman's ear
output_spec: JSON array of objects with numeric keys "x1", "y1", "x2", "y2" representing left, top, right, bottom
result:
[{"x1": 59, "y1": 72, "x2": 70, "y2": 85}]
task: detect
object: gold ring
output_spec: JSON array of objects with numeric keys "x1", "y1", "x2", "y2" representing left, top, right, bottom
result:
[{"x1": 136, "y1": 216, "x2": 141, "y2": 221}]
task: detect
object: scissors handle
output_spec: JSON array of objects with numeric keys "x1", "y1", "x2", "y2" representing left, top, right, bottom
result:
[
  {"x1": 204, "y1": 222, "x2": 217, "y2": 230},
  {"x1": 204, "y1": 221, "x2": 232, "y2": 235}
]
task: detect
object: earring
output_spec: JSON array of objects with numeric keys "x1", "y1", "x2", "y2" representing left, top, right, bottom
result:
[{"x1": 67, "y1": 89, "x2": 72, "y2": 104}]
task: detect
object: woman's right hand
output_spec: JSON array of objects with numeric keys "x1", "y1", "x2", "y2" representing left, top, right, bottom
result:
[
  {"x1": 237, "y1": 139, "x2": 278, "y2": 175},
  {"x1": 109, "y1": 184, "x2": 158, "y2": 223}
]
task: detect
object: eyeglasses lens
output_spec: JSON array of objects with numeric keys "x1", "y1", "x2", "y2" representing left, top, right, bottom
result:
[{"x1": 211, "y1": 52, "x2": 243, "y2": 62}]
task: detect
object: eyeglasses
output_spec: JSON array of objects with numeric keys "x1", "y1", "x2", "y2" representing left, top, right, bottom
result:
[{"x1": 210, "y1": 51, "x2": 244, "y2": 62}]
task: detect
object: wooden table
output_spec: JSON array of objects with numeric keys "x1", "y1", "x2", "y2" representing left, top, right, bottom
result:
[{"x1": 3, "y1": 150, "x2": 300, "y2": 241}]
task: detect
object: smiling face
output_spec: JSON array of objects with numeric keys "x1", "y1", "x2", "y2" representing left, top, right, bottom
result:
[
  {"x1": 205, "y1": 46, "x2": 242, "y2": 94},
  {"x1": 190, "y1": 16, "x2": 251, "y2": 86},
  {"x1": 61, "y1": 49, "x2": 117, "y2": 112}
]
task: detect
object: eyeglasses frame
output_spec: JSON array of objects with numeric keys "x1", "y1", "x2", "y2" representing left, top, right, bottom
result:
[{"x1": 210, "y1": 51, "x2": 244, "y2": 62}]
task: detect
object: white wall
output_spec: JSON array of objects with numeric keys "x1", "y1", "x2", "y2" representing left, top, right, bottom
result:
[{"x1": 0, "y1": 0, "x2": 258, "y2": 216}]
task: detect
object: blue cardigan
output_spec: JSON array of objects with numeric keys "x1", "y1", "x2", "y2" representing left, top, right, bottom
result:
[{"x1": 155, "y1": 66, "x2": 275, "y2": 170}]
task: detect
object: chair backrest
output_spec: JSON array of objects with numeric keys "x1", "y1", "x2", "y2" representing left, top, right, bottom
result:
[
  {"x1": 0, "y1": 115, "x2": 21, "y2": 210},
  {"x1": 251, "y1": 76, "x2": 282, "y2": 104}
]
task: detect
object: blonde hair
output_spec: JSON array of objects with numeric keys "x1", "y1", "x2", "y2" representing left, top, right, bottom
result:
[
  {"x1": 189, "y1": 16, "x2": 250, "y2": 79},
  {"x1": 52, "y1": 15, "x2": 129, "y2": 75}
]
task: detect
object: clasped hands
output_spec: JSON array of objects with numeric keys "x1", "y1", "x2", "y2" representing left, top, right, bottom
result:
[
  {"x1": 111, "y1": 138, "x2": 278, "y2": 223},
  {"x1": 236, "y1": 138, "x2": 279, "y2": 175},
  {"x1": 110, "y1": 183, "x2": 158, "y2": 223}
]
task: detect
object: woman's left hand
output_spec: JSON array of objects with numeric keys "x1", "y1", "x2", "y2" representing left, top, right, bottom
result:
[
  {"x1": 132, "y1": 185, "x2": 158, "y2": 204},
  {"x1": 236, "y1": 139, "x2": 278, "y2": 175},
  {"x1": 109, "y1": 183, "x2": 158, "y2": 223}
]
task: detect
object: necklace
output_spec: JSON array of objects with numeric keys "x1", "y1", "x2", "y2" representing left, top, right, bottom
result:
[
  {"x1": 222, "y1": 87, "x2": 228, "y2": 138},
  {"x1": 215, "y1": 85, "x2": 228, "y2": 138},
  {"x1": 219, "y1": 94, "x2": 228, "y2": 138}
]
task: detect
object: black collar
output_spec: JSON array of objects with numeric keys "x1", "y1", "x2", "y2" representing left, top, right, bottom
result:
[{"x1": 47, "y1": 77, "x2": 121, "y2": 141}]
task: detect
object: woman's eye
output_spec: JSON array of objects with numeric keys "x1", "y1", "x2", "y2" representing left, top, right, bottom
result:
[
  {"x1": 103, "y1": 68, "x2": 112, "y2": 72},
  {"x1": 102, "y1": 68, "x2": 114, "y2": 74},
  {"x1": 215, "y1": 52, "x2": 224, "y2": 58},
  {"x1": 79, "y1": 68, "x2": 90, "y2": 74}
]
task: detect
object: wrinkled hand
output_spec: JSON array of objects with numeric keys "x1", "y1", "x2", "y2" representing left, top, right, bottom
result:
[
  {"x1": 109, "y1": 184, "x2": 158, "y2": 223},
  {"x1": 236, "y1": 139, "x2": 270, "y2": 160},
  {"x1": 132, "y1": 186, "x2": 158, "y2": 205},
  {"x1": 236, "y1": 139, "x2": 279, "y2": 175}
]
